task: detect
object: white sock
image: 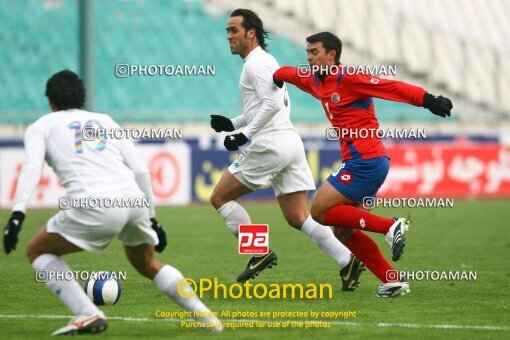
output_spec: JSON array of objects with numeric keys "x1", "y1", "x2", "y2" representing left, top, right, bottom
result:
[
  {"x1": 301, "y1": 215, "x2": 352, "y2": 267},
  {"x1": 154, "y1": 265, "x2": 218, "y2": 323},
  {"x1": 216, "y1": 201, "x2": 251, "y2": 237},
  {"x1": 32, "y1": 254, "x2": 102, "y2": 316}
]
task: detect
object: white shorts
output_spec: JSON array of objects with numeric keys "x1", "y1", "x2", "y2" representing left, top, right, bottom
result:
[
  {"x1": 228, "y1": 132, "x2": 316, "y2": 196},
  {"x1": 47, "y1": 189, "x2": 158, "y2": 252}
]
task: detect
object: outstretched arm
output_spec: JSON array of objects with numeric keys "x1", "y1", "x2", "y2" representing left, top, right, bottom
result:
[
  {"x1": 346, "y1": 74, "x2": 453, "y2": 117},
  {"x1": 273, "y1": 66, "x2": 319, "y2": 98},
  {"x1": 346, "y1": 74, "x2": 427, "y2": 106}
]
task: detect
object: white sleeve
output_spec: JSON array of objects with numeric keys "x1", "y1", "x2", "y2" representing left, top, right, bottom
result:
[
  {"x1": 241, "y1": 61, "x2": 283, "y2": 139},
  {"x1": 231, "y1": 115, "x2": 247, "y2": 130},
  {"x1": 12, "y1": 125, "x2": 46, "y2": 212},
  {"x1": 110, "y1": 119, "x2": 156, "y2": 218},
  {"x1": 117, "y1": 138, "x2": 156, "y2": 218}
]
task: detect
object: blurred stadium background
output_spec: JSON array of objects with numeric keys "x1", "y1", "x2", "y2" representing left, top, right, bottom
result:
[{"x1": 1, "y1": 0, "x2": 509, "y2": 208}]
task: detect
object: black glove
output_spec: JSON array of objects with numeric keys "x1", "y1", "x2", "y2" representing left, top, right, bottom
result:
[
  {"x1": 4, "y1": 211, "x2": 25, "y2": 254},
  {"x1": 224, "y1": 133, "x2": 249, "y2": 151},
  {"x1": 423, "y1": 93, "x2": 453, "y2": 118},
  {"x1": 273, "y1": 74, "x2": 284, "y2": 88},
  {"x1": 150, "y1": 218, "x2": 167, "y2": 253},
  {"x1": 210, "y1": 115, "x2": 235, "y2": 132}
]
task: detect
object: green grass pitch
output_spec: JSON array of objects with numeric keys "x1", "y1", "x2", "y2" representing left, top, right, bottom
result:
[{"x1": 1, "y1": 200, "x2": 509, "y2": 339}]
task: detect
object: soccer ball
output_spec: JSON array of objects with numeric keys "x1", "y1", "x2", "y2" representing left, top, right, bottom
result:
[{"x1": 84, "y1": 272, "x2": 121, "y2": 305}]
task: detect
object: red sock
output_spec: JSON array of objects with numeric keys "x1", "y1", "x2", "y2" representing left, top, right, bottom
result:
[
  {"x1": 344, "y1": 230, "x2": 398, "y2": 283},
  {"x1": 324, "y1": 205, "x2": 394, "y2": 235}
]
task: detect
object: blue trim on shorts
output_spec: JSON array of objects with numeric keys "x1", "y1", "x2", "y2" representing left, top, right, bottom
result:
[{"x1": 327, "y1": 156, "x2": 389, "y2": 204}]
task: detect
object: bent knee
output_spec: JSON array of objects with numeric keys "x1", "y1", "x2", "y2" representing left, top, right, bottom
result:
[
  {"x1": 133, "y1": 262, "x2": 154, "y2": 279},
  {"x1": 133, "y1": 259, "x2": 163, "y2": 280}
]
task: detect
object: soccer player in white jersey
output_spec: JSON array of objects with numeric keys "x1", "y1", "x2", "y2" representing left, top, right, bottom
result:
[
  {"x1": 3, "y1": 70, "x2": 222, "y2": 335},
  {"x1": 209, "y1": 9, "x2": 364, "y2": 288}
]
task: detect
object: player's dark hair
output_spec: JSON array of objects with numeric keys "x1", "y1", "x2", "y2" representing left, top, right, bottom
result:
[
  {"x1": 306, "y1": 32, "x2": 342, "y2": 64},
  {"x1": 45, "y1": 70, "x2": 85, "y2": 110},
  {"x1": 231, "y1": 8, "x2": 269, "y2": 50}
]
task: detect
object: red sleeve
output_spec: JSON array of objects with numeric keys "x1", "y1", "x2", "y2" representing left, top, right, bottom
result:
[
  {"x1": 273, "y1": 66, "x2": 319, "y2": 99},
  {"x1": 344, "y1": 74, "x2": 426, "y2": 106}
]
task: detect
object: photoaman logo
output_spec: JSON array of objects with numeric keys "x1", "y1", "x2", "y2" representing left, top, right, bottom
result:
[
  {"x1": 238, "y1": 224, "x2": 269, "y2": 255},
  {"x1": 176, "y1": 278, "x2": 333, "y2": 299}
]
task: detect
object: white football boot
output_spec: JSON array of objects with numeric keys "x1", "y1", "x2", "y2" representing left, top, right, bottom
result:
[
  {"x1": 376, "y1": 280, "x2": 410, "y2": 298},
  {"x1": 52, "y1": 312, "x2": 107, "y2": 336},
  {"x1": 385, "y1": 217, "x2": 410, "y2": 261}
]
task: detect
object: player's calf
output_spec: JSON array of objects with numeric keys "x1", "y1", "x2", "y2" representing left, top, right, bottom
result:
[
  {"x1": 276, "y1": 191, "x2": 309, "y2": 230},
  {"x1": 310, "y1": 204, "x2": 327, "y2": 225},
  {"x1": 124, "y1": 244, "x2": 164, "y2": 280},
  {"x1": 153, "y1": 264, "x2": 223, "y2": 332},
  {"x1": 281, "y1": 210, "x2": 308, "y2": 230}
]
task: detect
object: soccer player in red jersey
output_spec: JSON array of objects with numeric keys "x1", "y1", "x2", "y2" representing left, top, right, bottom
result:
[{"x1": 273, "y1": 32, "x2": 453, "y2": 297}]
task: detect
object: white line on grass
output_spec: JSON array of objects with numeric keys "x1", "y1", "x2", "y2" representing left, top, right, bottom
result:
[{"x1": 0, "y1": 314, "x2": 507, "y2": 331}]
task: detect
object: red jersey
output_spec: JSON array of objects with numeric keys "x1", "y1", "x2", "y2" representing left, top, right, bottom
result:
[{"x1": 273, "y1": 66, "x2": 426, "y2": 161}]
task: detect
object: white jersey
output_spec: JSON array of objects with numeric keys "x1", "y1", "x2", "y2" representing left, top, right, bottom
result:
[
  {"x1": 13, "y1": 109, "x2": 154, "y2": 216},
  {"x1": 231, "y1": 46, "x2": 296, "y2": 140}
]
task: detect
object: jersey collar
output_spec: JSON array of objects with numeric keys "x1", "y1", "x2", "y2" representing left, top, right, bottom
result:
[{"x1": 244, "y1": 46, "x2": 263, "y2": 62}]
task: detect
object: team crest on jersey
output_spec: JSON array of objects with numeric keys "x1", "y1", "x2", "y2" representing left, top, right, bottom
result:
[
  {"x1": 338, "y1": 169, "x2": 353, "y2": 184},
  {"x1": 331, "y1": 92, "x2": 340, "y2": 103}
]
